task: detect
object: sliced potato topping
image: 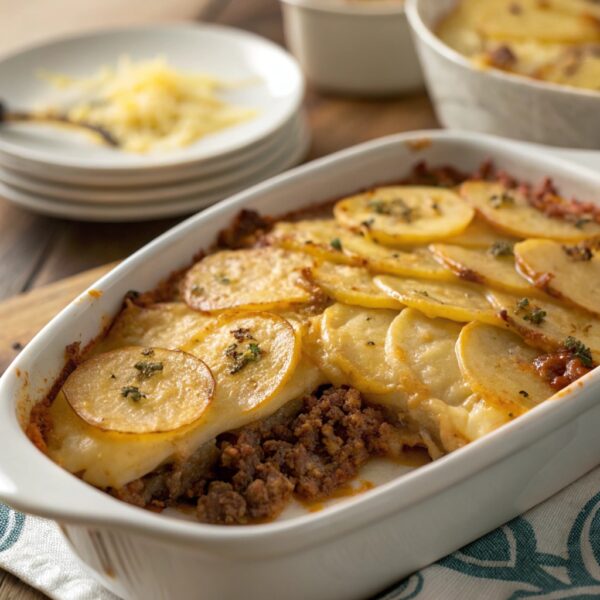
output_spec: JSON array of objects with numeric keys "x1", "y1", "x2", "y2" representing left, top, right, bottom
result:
[
  {"x1": 182, "y1": 247, "x2": 313, "y2": 313},
  {"x1": 334, "y1": 186, "x2": 474, "y2": 245},
  {"x1": 440, "y1": 216, "x2": 520, "y2": 249},
  {"x1": 430, "y1": 243, "x2": 537, "y2": 296},
  {"x1": 514, "y1": 239, "x2": 600, "y2": 315},
  {"x1": 63, "y1": 346, "x2": 214, "y2": 434},
  {"x1": 319, "y1": 303, "x2": 409, "y2": 395},
  {"x1": 487, "y1": 290, "x2": 600, "y2": 360},
  {"x1": 457, "y1": 322, "x2": 555, "y2": 413},
  {"x1": 389, "y1": 308, "x2": 510, "y2": 450},
  {"x1": 93, "y1": 301, "x2": 210, "y2": 354},
  {"x1": 270, "y1": 219, "x2": 454, "y2": 280},
  {"x1": 461, "y1": 181, "x2": 600, "y2": 241},
  {"x1": 374, "y1": 275, "x2": 500, "y2": 325},
  {"x1": 312, "y1": 262, "x2": 404, "y2": 309},
  {"x1": 182, "y1": 311, "x2": 300, "y2": 413}
]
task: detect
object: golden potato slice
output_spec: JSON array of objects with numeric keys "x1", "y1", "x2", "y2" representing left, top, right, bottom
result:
[
  {"x1": 390, "y1": 308, "x2": 471, "y2": 406},
  {"x1": 539, "y1": 46, "x2": 600, "y2": 90},
  {"x1": 334, "y1": 186, "x2": 474, "y2": 245},
  {"x1": 374, "y1": 275, "x2": 500, "y2": 325},
  {"x1": 93, "y1": 301, "x2": 210, "y2": 354},
  {"x1": 182, "y1": 311, "x2": 300, "y2": 413},
  {"x1": 460, "y1": 181, "x2": 600, "y2": 241},
  {"x1": 430, "y1": 243, "x2": 537, "y2": 295},
  {"x1": 312, "y1": 262, "x2": 404, "y2": 309},
  {"x1": 487, "y1": 290, "x2": 600, "y2": 361},
  {"x1": 269, "y1": 219, "x2": 454, "y2": 280},
  {"x1": 476, "y1": 0, "x2": 600, "y2": 43},
  {"x1": 389, "y1": 308, "x2": 511, "y2": 450},
  {"x1": 182, "y1": 247, "x2": 313, "y2": 313},
  {"x1": 320, "y1": 303, "x2": 407, "y2": 394},
  {"x1": 514, "y1": 239, "x2": 600, "y2": 315},
  {"x1": 457, "y1": 322, "x2": 555, "y2": 413},
  {"x1": 440, "y1": 216, "x2": 520, "y2": 249},
  {"x1": 63, "y1": 346, "x2": 214, "y2": 434}
]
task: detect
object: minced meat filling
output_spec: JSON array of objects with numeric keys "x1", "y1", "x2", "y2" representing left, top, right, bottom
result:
[{"x1": 115, "y1": 386, "x2": 417, "y2": 525}]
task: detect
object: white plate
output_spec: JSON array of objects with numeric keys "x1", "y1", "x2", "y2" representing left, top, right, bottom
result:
[
  {"x1": 0, "y1": 131, "x2": 599, "y2": 600},
  {"x1": 0, "y1": 122, "x2": 311, "y2": 221},
  {"x1": 0, "y1": 114, "x2": 307, "y2": 204},
  {"x1": 0, "y1": 24, "x2": 304, "y2": 170}
]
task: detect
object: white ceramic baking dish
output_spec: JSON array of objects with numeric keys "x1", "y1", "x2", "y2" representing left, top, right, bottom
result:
[
  {"x1": 1, "y1": 130, "x2": 600, "y2": 600},
  {"x1": 406, "y1": 0, "x2": 600, "y2": 149},
  {"x1": 280, "y1": 0, "x2": 423, "y2": 96}
]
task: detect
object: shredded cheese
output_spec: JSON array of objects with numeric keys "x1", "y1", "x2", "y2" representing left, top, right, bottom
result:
[{"x1": 40, "y1": 55, "x2": 257, "y2": 153}]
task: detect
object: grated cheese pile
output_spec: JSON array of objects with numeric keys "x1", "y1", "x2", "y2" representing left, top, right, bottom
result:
[{"x1": 41, "y1": 56, "x2": 257, "y2": 153}]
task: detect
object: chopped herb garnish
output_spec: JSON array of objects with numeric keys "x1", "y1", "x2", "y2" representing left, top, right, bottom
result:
[
  {"x1": 191, "y1": 285, "x2": 204, "y2": 296},
  {"x1": 489, "y1": 192, "x2": 515, "y2": 209},
  {"x1": 220, "y1": 276, "x2": 231, "y2": 285},
  {"x1": 141, "y1": 348, "x2": 154, "y2": 356},
  {"x1": 564, "y1": 336, "x2": 593, "y2": 368},
  {"x1": 361, "y1": 218, "x2": 375, "y2": 229},
  {"x1": 368, "y1": 200, "x2": 388, "y2": 214},
  {"x1": 523, "y1": 307, "x2": 547, "y2": 325},
  {"x1": 519, "y1": 390, "x2": 529, "y2": 398},
  {"x1": 488, "y1": 241, "x2": 514, "y2": 258},
  {"x1": 121, "y1": 386, "x2": 146, "y2": 402},
  {"x1": 562, "y1": 244, "x2": 593, "y2": 262},
  {"x1": 431, "y1": 202, "x2": 441, "y2": 214},
  {"x1": 574, "y1": 217, "x2": 592, "y2": 229},
  {"x1": 330, "y1": 238, "x2": 343, "y2": 251},
  {"x1": 134, "y1": 361, "x2": 164, "y2": 378},
  {"x1": 366, "y1": 341, "x2": 376, "y2": 346},
  {"x1": 368, "y1": 198, "x2": 414, "y2": 222},
  {"x1": 226, "y1": 339, "x2": 263, "y2": 374},
  {"x1": 418, "y1": 290, "x2": 430, "y2": 297},
  {"x1": 516, "y1": 298, "x2": 546, "y2": 325}
]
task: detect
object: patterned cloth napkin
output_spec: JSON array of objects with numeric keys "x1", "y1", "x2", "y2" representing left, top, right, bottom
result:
[{"x1": 2, "y1": 465, "x2": 600, "y2": 600}]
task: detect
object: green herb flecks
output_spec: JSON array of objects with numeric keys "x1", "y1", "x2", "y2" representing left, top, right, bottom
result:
[
  {"x1": 121, "y1": 386, "x2": 146, "y2": 402},
  {"x1": 562, "y1": 244, "x2": 593, "y2": 262},
  {"x1": 226, "y1": 338, "x2": 263, "y2": 375},
  {"x1": 516, "y1": 297, "x2": 546, "y2": 325},
  {"x1": 564, "y1": 336, "x2": 593, "y2": 368},
  {"x1": 489, "y1": 192, "x2": 515, "y2": 209},
  {"x1": 488, "y1": 241, "x2": 514, "y2": 258},
  {"x1": 368, "y1": 198, "x2": 414, "y2": 222},
  {"x1": 330, "y1": 238, "x2": 343, "y2": 251},
  {"x1": 134, "y1": 361, "x2": 164, "y2": 379}
]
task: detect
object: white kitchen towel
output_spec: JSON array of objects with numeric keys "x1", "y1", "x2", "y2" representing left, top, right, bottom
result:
[{"x1": 2, "y1": 465, "x2": 600, "y2": 600}]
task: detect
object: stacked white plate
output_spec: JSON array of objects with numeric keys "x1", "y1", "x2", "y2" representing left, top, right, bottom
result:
[{"x1": 0, "y1": 25, "x2": 309, "y2": 221}]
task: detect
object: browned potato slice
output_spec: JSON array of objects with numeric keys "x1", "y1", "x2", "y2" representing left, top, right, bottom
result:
[
  {"x1": 269, "y1": 219, "x2": 454, "y2": 281},
  {"x1": 440, "y1": 216, "x2": 520, "y2": 249},
  {"x1": 183, "y1": 247, "x2": 313, "y2": 313},
  {"x1": 374, "y1": 275, "x2": 501, "y2": 325},
  {"x1": 182, "y1": 311, "x2": 300, "y2": 413},
  {"x1": 461, "y1": 181, "x2": 600, "y2": 241},
  {"x1": 93, "y1": 301, "x2": 210, "y2": 354},
  {"x1": 514, "y1": 239, "x2": 600, "y2": 315},
  {"x1": 457, "y1": 322, "x2": 555, "y2": 414},
  {"x1": 486, "y1": 290, "x2": 600, "y2": 361},
  {"x1": 312, "y1": 262, "x2": 404, "y2": 309},
  {"x1": 63, "y1": 346, "x2": 214, "y2": 434},
  {"x1": 430, "y1": 243, "x2": 537, "y2": 296},
  {"x1": 334, "y1": 186, "x2": 474, "y2": 245}
]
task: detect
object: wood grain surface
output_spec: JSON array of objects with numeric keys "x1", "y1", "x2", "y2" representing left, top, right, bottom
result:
[{"x1": 0, "y1": 0, "x2": 437, "y2": 597}]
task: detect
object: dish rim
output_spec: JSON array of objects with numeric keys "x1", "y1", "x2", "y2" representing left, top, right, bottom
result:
[
  {"x1": 0, "y1": 23, "x2": 305, "y2": 172},
  {"x1": 405, "y1": 0, "x2": 600, "y2": 101},
  {"x1": 279, "y1": 0, "x2": 406, "y2": 17},
  {"x1": 1, "y1": 129, "x2": 599, "y2": 550}
]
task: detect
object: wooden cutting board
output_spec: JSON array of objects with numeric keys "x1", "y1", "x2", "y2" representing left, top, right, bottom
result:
[{"x1": 0, "y1": 263, "x2": 116, "y2": 374}]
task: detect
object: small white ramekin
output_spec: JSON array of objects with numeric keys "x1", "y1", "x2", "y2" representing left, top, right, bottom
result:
[
  {"x1": 405, "y1": 0, "x2": 600, "y2": 149},
  {"x1": 280, "y1": 0, "x2": 423, "y2": 96}
]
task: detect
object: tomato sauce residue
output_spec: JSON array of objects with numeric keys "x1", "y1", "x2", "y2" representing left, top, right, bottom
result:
[{"x1": 300, "y1": 480, "x2": 375, "y2": 513}]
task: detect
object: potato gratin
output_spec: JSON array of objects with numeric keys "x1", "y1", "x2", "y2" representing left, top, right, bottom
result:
[
  {"x1": 28, "y1": 164, "x2": 600, "y2": 524},
  {"x1": 437, "y1": 0, "x2": 600, "y2": 92}
]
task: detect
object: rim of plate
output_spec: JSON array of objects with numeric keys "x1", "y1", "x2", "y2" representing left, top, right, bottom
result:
[
  {"x1": 280, "y1": 0, "x2": 406, "y2": 16},
  {"x1": 0, "y1": 23, "x2": 305, "y2": 171},
  {"x1": 0, "y1": 114, "x2": 306, "y2": 204},
  {"x1": 0, "y1": 120, "x2": 311, "y2": 221},
  {"x1": 0, "y1": 111, "x2": 304, "y2": 187}
]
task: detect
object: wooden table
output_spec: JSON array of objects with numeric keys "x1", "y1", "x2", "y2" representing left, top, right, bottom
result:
[{"x1": 0, "y1": 0, "x2": 437, "y2": 597}]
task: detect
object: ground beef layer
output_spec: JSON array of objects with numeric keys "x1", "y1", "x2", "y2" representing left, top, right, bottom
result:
[{"x1": 114, "y1": 386, "x2": 418, "y2": 525}]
